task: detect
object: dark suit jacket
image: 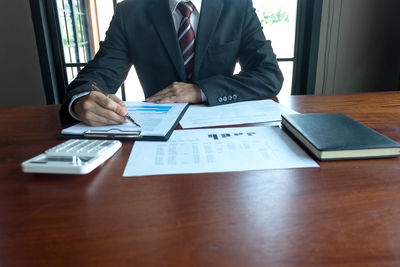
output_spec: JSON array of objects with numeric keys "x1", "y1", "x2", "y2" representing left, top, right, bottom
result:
[{"x1": 59, "y1": 0, "x2": 284, "y2": 123}]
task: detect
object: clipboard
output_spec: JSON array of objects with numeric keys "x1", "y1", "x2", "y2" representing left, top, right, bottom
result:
[{"x1": 58, "y1": 102, "x2": 189, "y2": 141}]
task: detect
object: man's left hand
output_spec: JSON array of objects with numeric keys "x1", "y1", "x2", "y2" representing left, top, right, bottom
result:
[{"x1": 146, "y1": 82, "x2": 202, "y2": 104}]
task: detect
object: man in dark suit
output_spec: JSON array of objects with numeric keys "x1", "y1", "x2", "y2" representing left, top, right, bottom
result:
[{"x1": 59, "y1": 0, "x2": 284, "y2": 126}]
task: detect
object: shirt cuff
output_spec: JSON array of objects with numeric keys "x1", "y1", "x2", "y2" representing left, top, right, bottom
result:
[
  {"x1": 68, "y1": 91, "x2": 91, "y2": 121},
  {"x1": 200, "y1": 89, "x2": 207, "y2": 102}
]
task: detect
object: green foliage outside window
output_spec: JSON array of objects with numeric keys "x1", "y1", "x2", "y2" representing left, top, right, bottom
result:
[{"x1": 259, "y1": 8, "x2": 290, "y2": 25}]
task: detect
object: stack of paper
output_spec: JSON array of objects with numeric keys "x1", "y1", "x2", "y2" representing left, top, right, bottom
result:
[
  {"x1": 179, "y1": 99, "x2": 298, "y2": 128},
  {"x1": 123, "y1": 100, "x2": 319, "y2": 177}
]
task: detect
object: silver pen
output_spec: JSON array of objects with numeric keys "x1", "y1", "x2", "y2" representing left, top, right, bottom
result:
[{"x1": 90, "y1": 82, "x2": 141, "y2": 127}]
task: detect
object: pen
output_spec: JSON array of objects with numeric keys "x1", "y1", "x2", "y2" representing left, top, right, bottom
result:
[{"x1": 90, "y1": 82, "x2": 141, "y2": 127}]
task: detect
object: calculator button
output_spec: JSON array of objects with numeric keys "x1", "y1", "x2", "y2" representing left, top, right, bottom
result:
[{"x1": 45, "y1": 139, "x2": 122, "y2": 157}]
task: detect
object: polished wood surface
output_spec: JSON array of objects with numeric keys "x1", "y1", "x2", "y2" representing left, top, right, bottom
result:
[{"x1": 0, "y1": 92, "x2": 399, "y2": 266}]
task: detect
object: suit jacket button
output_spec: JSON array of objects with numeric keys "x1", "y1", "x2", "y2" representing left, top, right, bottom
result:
[
  {"x1": 223, "y1": 96, "x2": 227, "y2": 102},
  {"x1": 232, "y1": 94, "x2": 237, "y2": 100},
  {"x1": 218, "y1": 97, "x2": 223, "y2": 103}
]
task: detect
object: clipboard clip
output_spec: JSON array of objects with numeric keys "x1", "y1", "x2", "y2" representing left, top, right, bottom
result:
[{"x1": 83, "y1": 128, "x2": 142, "y2": 139}]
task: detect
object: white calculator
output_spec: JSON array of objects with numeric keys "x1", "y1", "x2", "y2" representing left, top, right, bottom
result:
[{"x1": 21, "y1": 139, "x2": 122, "y2": 174}]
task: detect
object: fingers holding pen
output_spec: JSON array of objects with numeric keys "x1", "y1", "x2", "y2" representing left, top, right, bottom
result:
[
  {"x1": 74, "y1": 91, "x2": 128, "y2": 126},
  {"x1": 94, "y1": 92, "x2": 128, "y2": 117},
  {"x1": 108, "y1": 94, "x2": 126, "y2": 108}
]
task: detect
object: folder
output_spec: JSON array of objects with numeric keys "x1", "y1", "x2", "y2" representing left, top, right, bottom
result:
[{"x1": 58, "y1": 102, "x2": 189, "y2": 141}]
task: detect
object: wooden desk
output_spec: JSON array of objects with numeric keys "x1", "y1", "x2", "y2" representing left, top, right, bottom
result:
[{"x1": 0, "y1": 92, "x2": 399, "y2": 266}]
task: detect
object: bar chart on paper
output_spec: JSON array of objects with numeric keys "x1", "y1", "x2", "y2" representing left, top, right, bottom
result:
[{"x1": 128, "y1": 105, "x2": 172, "y2": 114}]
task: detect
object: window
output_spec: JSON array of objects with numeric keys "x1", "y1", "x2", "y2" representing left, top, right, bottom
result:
[
  {"x1": 254, "y1": 0, "x2": 297, "y2": 97},
  {"x1": 56, "y1": 0, "x2": 93, "y2": 82},
  {"x1": 31, "y1": 0, "x2": 322, "y2": 103}
]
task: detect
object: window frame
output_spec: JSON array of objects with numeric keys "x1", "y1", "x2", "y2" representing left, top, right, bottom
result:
[
  {"x1": 292, "y1": 0, "x2": 323, "y2": 95},
  {"x1": 30, "y1": 0, "x2": 68, "y2": 104}
]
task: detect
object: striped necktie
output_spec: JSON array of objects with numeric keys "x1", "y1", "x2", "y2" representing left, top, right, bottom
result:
[{"x1": 177, "y1": 1, "x2": 195, "y2": 80}]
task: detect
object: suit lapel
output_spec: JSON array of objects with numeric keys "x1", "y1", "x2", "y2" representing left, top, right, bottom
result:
[
  {"x1": 193, "y1": 0, "x2": 223, "y2": 80},
  {"x1": 148, "y1": 0, "x2": 186, "y2": 81}
]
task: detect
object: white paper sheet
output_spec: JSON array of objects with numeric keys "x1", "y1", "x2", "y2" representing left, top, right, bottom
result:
[
  {"x1": 179, "y1": 99, "x2": 298, "y2": 129},
  {"x1": 123, "y1": 126, "x2": 318, "y2": 177},
  {"x1": 62, "y1": 102, "x2": 188, "y2": 137}
]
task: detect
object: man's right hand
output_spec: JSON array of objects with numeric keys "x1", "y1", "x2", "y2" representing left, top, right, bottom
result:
[{"x1": 73, "y1": 91, "x2": 128, "y2": 126}]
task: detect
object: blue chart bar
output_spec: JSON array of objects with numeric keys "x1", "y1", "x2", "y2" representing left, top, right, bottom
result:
[{"x1": 128, "y1": 106, "x2": 172, "y2": 114}]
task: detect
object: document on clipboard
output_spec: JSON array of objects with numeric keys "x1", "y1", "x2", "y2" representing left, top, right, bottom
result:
[{"x1": 59, "y1": 102, "x2": 189, "y2": 141}]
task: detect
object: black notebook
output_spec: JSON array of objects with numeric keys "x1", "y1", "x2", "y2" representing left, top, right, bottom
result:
[{"x1": 281, "y1": 113, "x2": 400, "y2": 160}]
